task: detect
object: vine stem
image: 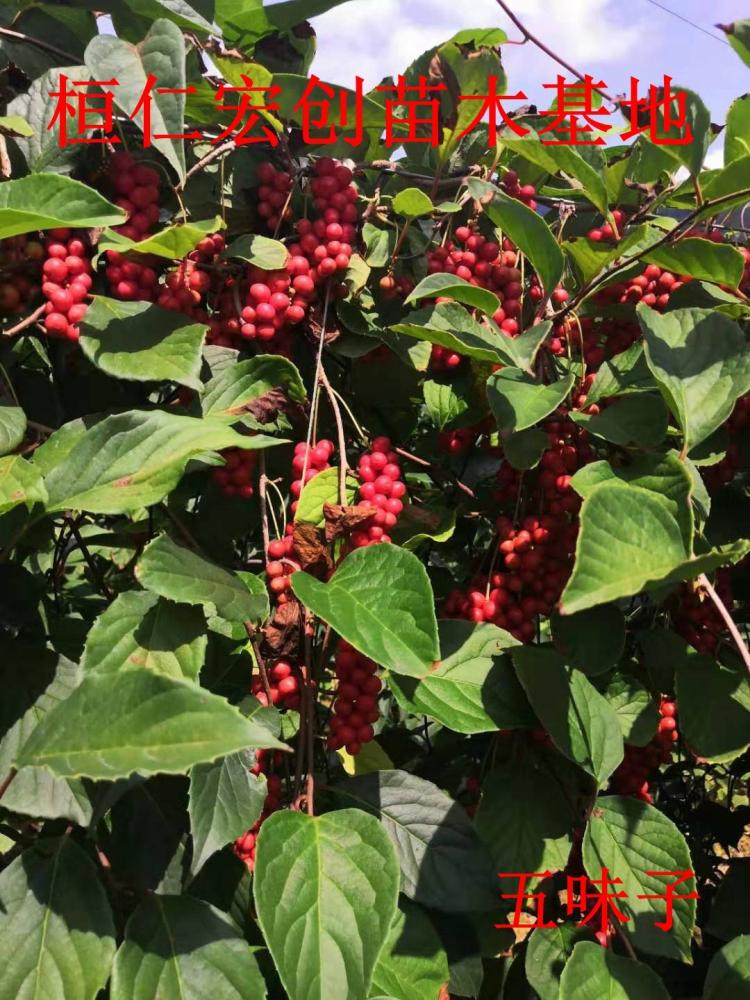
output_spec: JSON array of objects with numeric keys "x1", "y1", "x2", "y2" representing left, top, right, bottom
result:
[
  {"x1": 698, "y1": 573, "x2": 750, "y2": 674},
  {"x1": 0, "y1": 26, "x2": 78, "y2": 62},
  {"x1": 2, "y1": 305, "x2": 46, "y2": 339},
  {"x1": 492, "y1": 1, "x2": 613, "y2": 103},
  {"x1": 0, "y1": 768, "x2": 16, "y2": 803},
  {"x1": 300, "y1": 286, "x2": 332, "y2": 487},
  {"x1": 319, "y1": 367, "x2": 349, "y2": 505},
  {"x1": 246, "y1": 631, "x2": 274, "y2": 703},
  {"x1": 258, "y1": 452, "x2": 271, "y2": 556},
  {"x1": 176, "y1": 140, "x2": 235, "y2": 191}
]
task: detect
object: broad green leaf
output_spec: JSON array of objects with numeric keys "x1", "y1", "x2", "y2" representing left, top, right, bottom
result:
[
  {"x1": 644, "y1": 239, "x2": 746, "y2": 287},
  {"x1": 551, "y1": 604, "x2": 626, "y2": 677},
  {"x1": 189, "y1": 750, "x2": 267, "y2": 873},
  {"x1": 97, "y1": 218, "x2": 224, "y2": 260},
  {"x1": 392, "y1": 302, "x2": 518, "y2": 368},
  {"x1": 475, "y1": 758, "x2": 576, "y2": 883},
  {"x1": 0, "y1": 402, "x2": 26, "y2": 456},
  {"x1": 526, "y1": 923, "x2": 585, "y2": 1000},
  {"x1": 80, "y1": 297, "x2": 207, "y2": 390},
  {"x1": 512, "y1": 646, "x2": 623, "y2": 784},
  {"x1": 0, "y1": 837, "x2": 116, "y2": 1000},
  {"x1": 703, "y1": 934, "x2": 750, "y2": 1000},
  {"x1": 43, "y1": 410, "x2": 280, "y2": 515},
  {"x1": 202, "y1": 354, "x2": 306, "y2": 426},
  {"x1": 254, "y1": 808, "x2": 400, "y2": 1000},
  {"x1": 487, "y1": 368, "x2": 574, "y2": 434},
  {"x1": 338, "y1": 740, "x2": 393, "y2": 776},
  {"x1": 7, "y1": 66, "x2": 90, "y2": 173},
  {"x1": 467, "y1": 177, "x2": 564, "y2": 293},
  {"x1": 603, "y1": 674, "x2": 659, "y2": 747},
  {"x1": 502, "y1": 135, "x2": 612, "y2": 216},
  {"x1": 561, "y1": 481, "x2": 750, "y2": 614},
  {"x1": 0, "y1": 6, "x2": 95, "y2": 81},
  {"x1": 393, "y1": 188, "x2": 434, "y2": 218},
  {"x1": 391, "y1": 501, "x2": 456, "y2": 550},
  {"x1": 583, "y1": 796, "x2": 696, "y2": 961},
  {"x1": 334, "y1": 770, "x2": 498, "y2": 913},
  {"x1": 722, "y1": 19, "x2": 750, "y2": 68},
  {"x1": 0, "y1": 642, "x2": 91, "y2": 825},
  {"x1": 295, "y1": 467, "x2": 357, "y2": 525},
  {"x1": 0, "y1": 455, "x2": 47, "y2": 515},
  {"x1": 137, "y1": 534, "x2": 269, "y2": 624},
  {"x1": 406, "y1": 274, "x2": 500, "y2": 316},
  {"x1": 504, "y1": 428, "x2": 548, "y2": 470},
  {"x1": 112, "y1": 895, "x2": 267, "y2": 1000},
  {"x1": 85, "y1": 19, "x2": 189, "y2": 180},
  {"x1": 422, "y1": 378, "x2": 477, "y2": 431},
  {"x1": 726, "y1": 94, "x2": 750, "y2": 164},
  {"x1": 387, "y1": 620, "x2": 533, "y2": 734},
  {"x1": 676, "y1": 647, "x2": 750, "y2": 762},
  {"x1": 638, "y1": 305, "x2": 750, "y2": 454},
  {"x1": 292, "y1": 545, "x2": 439, "y2": 678},
  {"x1": 0, "y1": 174, "x2": 124, "y2": 239},
  {"x1": 586, "y1": 343, "x2": 654, "y2": 405},
  {"x1": 363, "y1": 223, "x2": 394, "y2": 267},
  {"x1": 643, "y1": 86, "x2": 711, "y2": 179},
  {"x1": 216, "y1": 0, "x2": 359, "y2": 44},
  {"x1": 222, "y1": 234, "x2": 289, "y2": 270},
  {"x1": 559, "y1": 941, "x2": 669, "y2": 1000},
  {"x1": 16, "y1": 668, "x2": 285, "y2": 779},
  {"x1": 81, "y1": 589, "x2": 206, "y2": 681},
  {"x1": 570, "y1": 394, "x2": 669, "y2": 449},
  {"x1": 370, "y1": 899, "x2": 449, "y2": 1000}
]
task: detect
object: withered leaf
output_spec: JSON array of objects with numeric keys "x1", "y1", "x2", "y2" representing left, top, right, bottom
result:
[
  {"x1": 228, "y1": 386, "x2": 289, "y2": 424},
  {"x1": 323, "y1": 503, "x2": 377, "y2": 543},
  {"x1": 292, "y1": 522, "x2": 333, "y2": 576},
  {"x1": 264, "y1": 597, "x2": 301, "y2": 657}
]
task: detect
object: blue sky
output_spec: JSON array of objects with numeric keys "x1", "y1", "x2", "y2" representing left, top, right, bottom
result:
[{"x1": 307, "y1": 0, "x2": 750, "y2": 163}]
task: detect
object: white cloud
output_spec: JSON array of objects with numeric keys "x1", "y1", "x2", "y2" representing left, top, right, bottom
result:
[{"x1": 308, "y1": 0, "x2": 647, "y2": 92}]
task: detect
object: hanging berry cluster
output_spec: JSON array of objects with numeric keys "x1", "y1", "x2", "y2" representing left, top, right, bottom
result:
[
  {"x1": 327, "y1": 641, "x2": 382, "y2": 755},
  {"x1": 103, "y1": 152, "x2": 161, "y2": 301},
  {"x1": 233, "y1": 749, "x2": 284, "y2": 871},
  {"x1": 212, "y1": 448, "x2": 258, "y2": 499},
  {"x1": 353, "y1": 437, "x2": 406, "y2": 546},
  {"x1": 0, "y1": 235, "x2": 43, "y2": 316},
  {"x1": 251, "y1": 659, "x2": 302, "y2": 711},
  {"x1": 41, "y1": 229, "x2": 93, "y2": 341},
  {"x1": 610, "y1": 697, "x2": 678, "y2": 804}
]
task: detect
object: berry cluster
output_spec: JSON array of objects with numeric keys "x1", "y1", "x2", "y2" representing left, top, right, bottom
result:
[
  {"x1": 586, "y1": 209, "x2": 626, "y2": 243},
  {"x1": 233, "y1": 748, "x2": 284, "y2": 871},
  {"x1": 439, "y1": 426, "x2": 480, "y2": 456},
  {"x1": 610, "y1": 697, "x2": 678, "y2": 803},
  {"x1": 430, "y1": 344, "x2": 463, "y2": 372},
  {"x1": 41, "y1": 230, "x2": 92, "y2": 341},
  {"x1": 234, "y1": 261, "x2": 311, "y2": 345},
  {"x1": 327, "y1": 641, "x2": 382, "y2": 755},
  {"x1": 702, "y1": 394, "x2": 750, "y2": 491},
  {"x1": 353, "y1": 437, "x2": 406, "y2": 546},
  {"x1": 158, "y1": 233, "x2": 225, "y2": 319},
  {"x1": 265, "y1": 529, "x2": 300, "y2": 606},
  {"x1": 548, "y1": 316, "x2": 641, "y2": 371},
  {"x1": 0, "y1": 235, "x2": 43, "y2": 315},
  {"x1": 500, "y1": 169, "x2": 538, "y2": 210},
  {"x1": 378, "y1": 274, "x2": 415, "y2": 301},
  {"x1": 212, "y1": 448, "x2": 258, "y2": 499},
  {"x1": 291, "y1": 439, "x2": 334, "y2": 513},
  {"x1": 104, "y1": 152, "x2": 161, "y2": 301},
  {"x1": 256, "y1": 162, "x2": 293, "y2": 232},
  {"x1": 251, "y1": 659, "x2": 302, "y2": 711},
  {"x1": 673, "y1": 572, "x2": 733, "y2": 655}
]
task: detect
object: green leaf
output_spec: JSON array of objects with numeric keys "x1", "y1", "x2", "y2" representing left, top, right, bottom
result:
[
  {"x1": 525, "y1": 923, "x2": 585, "y2": 1000},
  {"x1": 603, "y1": 674, "x2": 659, "y2": 747},
  {"x1": 43, "y1": 410, "x2": 280, "y2": 515},
  {"x1": 487, "y1": 368, "x2": 574, "y2": 434},
  {"x1": 202, "y1": 354, "x2": 306, "y2": 426},
  {"x1": 0, "y1": 454, "x2": 47, "y2": 515},
  {"x1": 676, "y1": 647, "x2": 750, "y2": 762},
  {"x1": 392, "y1": 302, "x2": 517, "y2": 368},
  {"x1": 586, "y1": 343, "x2": 654, "y2": 405},
  {"x1": 222, "y1": 233, "x2": 289, "y2": 270},
  {"x1": 0, "y1": 837, "x2": 116, "y2": 1000},
  {"x1": 137, "y1": 534, "x2": 269, "y2": 625},
  {"x1": 644, "y1": 86, "x2": 711, "y2": 179},
  {"x1": 80, "y1": 297, "x2": 206, "y2": 390},
  {"x1": 551, "y1": 604, "x2": 626, "y2": 677},
  {"x1": 707, "y1": 862, "x2": 750, "y2": 941},
  {"x1": 503, "y1": 135, "x2": 612, "y2": 216},
  {"x1": 111, "y1": 894, "x2": 267, "y2": 1000},
  {"x1": 85, "y1": 19, "x2": 189, "y2": 180},
  {"x1": 475, "y1": 757, "x2": 575, "y2": 883},
  {"x1": 295, "y1": 467, "x2": 357, "y2": 525},
  {"x1": 467, "y1": 177, "x2": 564, "y2": 293},
  {"x1": 334, "y1": 770, "x2": 497, "y2": 913},
  {"x1": 0, "y1": 174, "x2": 124, "y2": 239},
  {"x1": 7, "y1": 66, "x2": 90, "y2": 173},
  {"x1": 370, "y1": 899, "x2": 449, "y2": 1000},
  {"x1": 97, "y1": 217, "x2": 224, "y2": 260},
  {"x1": 583, "y1": 796, "x2": 696, "y2": 961},
  {"x1": 393, "y1": 188, "x2": 434, "y2": 219},
  {"x1": 561, "y1": 481, "x2": 750, "y2": 615},
  {"x1": 81, "y1": 590, "x2": 206, "y2": 681},
  {"x1": 559, "y1": 941, "x2": 669, "y2": 1000},
  {"x1": 391, "y1": 501, "x2": 456, "y2": 551},
  {"x1": 387, "y1": 620, "x2": 533, "y2": 735},
  {"x1": 725, "y1": 94, "x2": 750, "y2": 164},
  {"x1": 513, "y1": 646, "x2": 623, "y2": 784},
  {"x1": 406, "y1": 274, "x2": 500, "y2": 316},
  {"x1": 292, "y1": 545, "x2": 439, "y2": 678},
  {"x1": 16, "y1": 668, "x2": 285, "y2": 779},
  {"x1": 254, "y1": 808, "x2": 400, "y2": 1000},
  {"x1": 0, "y1": 402, "x2": 26, "y2": 456},
  {"x1": 637, "y1": 305, "x2": 750, "y2": 455},
  {"x1": 504, "y1": 428, "x2": 548, "y2": 470},
  {"x1": 703, "y1": 934, "x2": 750, "y2": 999},
  {"x1": 722, "y1": 19, "x2": 750, "y2": 68},
  {"x1": 363, "y1": 223, "x2": 394, "y2": 267},
  {"x1": 643, "y1": 239, "x2": 746, "y2": 287},
  {"x1": 570, "y1": 394, "x2": 669, "y2": 449},
  {"x1": 189, "y1": 750, "x2": 267, "y2": 873},
  {"x1": 423, "y1": 378, "x2": 476, "y2": 431}
]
